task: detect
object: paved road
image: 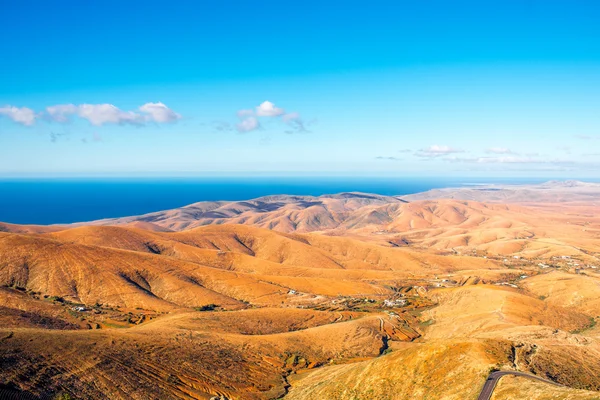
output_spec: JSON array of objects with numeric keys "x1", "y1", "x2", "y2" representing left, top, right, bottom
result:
[{"x1": 477, "y1": 371, "x2": 562, "y2": 400}]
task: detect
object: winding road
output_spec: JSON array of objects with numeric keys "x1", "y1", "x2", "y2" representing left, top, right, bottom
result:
[{"x1": 477, "y1": 371, "x2": 562, "y2": 400}]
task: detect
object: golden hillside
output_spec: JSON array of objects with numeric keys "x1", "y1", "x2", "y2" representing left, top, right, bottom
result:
[
  {"x1": 79, "y1": 192, "x2": 600, "y2": 263},
  {"x1": 1, "y1": 195, "x2": 600, "y2": 399}
]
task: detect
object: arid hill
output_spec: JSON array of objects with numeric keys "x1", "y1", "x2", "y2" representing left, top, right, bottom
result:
[
  {"x1": 2, "y1": 185, "x2": 600, "y2": 399},
  {"x1": 1, "y1": 224, "x2": 509, "y2": 311},
  {"x1": 76, "y1": 181, "x2": 600, "y2": 234},
  {"x1": 75, "y1": 190, "x2": 600, "y2": 265},
  {"x1": 85, "y1": 192, "x2": 406, "y2": 232}
]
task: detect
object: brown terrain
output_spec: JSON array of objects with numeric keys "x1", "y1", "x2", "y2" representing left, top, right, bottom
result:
[{"x1": 1, "y1": 181, "x2": 600, "y2": 399}]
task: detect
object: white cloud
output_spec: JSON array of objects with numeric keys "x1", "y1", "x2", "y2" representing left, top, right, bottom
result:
[
  {"x1": 139, "y1": 102, "x2": 181, "y2": 123},
  {"x1": 256, "y1": 101, "x2": 285, "y2": 117},
  {"x1": 485, "y1": 147, "x2": 515, "y2": 154},
  {"x1": 77, "y1": 104, "x2": 144, "y2": 126},
  {"x1": 236, "y1": 116, "x2": 259, "y2": 132},
  {"x1": 46, "y1": 104, "x2": 78, "y2": 122},
  {"x1": 0, "y1": 105, "x2": 37, "y2": 126},
  {"x1": 416, "y1": 145, "x2": 464, "y2": 157},
  {"x1": 42, "y1": 102, "x2": 183, "y2": 126},
  {"x1": 233, "y1": 102, "x2": 310, "y2": 134}
]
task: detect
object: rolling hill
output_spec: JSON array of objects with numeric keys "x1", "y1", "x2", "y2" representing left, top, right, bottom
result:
[{"x1": 2, "y1": 183, "x2": 600, "y2": 399}]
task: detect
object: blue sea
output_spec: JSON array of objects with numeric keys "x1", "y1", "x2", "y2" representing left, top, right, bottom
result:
[{"x1": 0, "y1": 176, "x2": 565, "y2": 225}]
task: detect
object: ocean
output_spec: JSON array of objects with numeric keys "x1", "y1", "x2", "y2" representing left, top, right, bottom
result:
[{"x1": 0, "y1": 176, "x2": 557, "y2": 225}]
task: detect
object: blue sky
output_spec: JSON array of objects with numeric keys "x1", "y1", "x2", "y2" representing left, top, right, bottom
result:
[{"x1": 1, "y1": 0, "x2": 600, "y2": 177}]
